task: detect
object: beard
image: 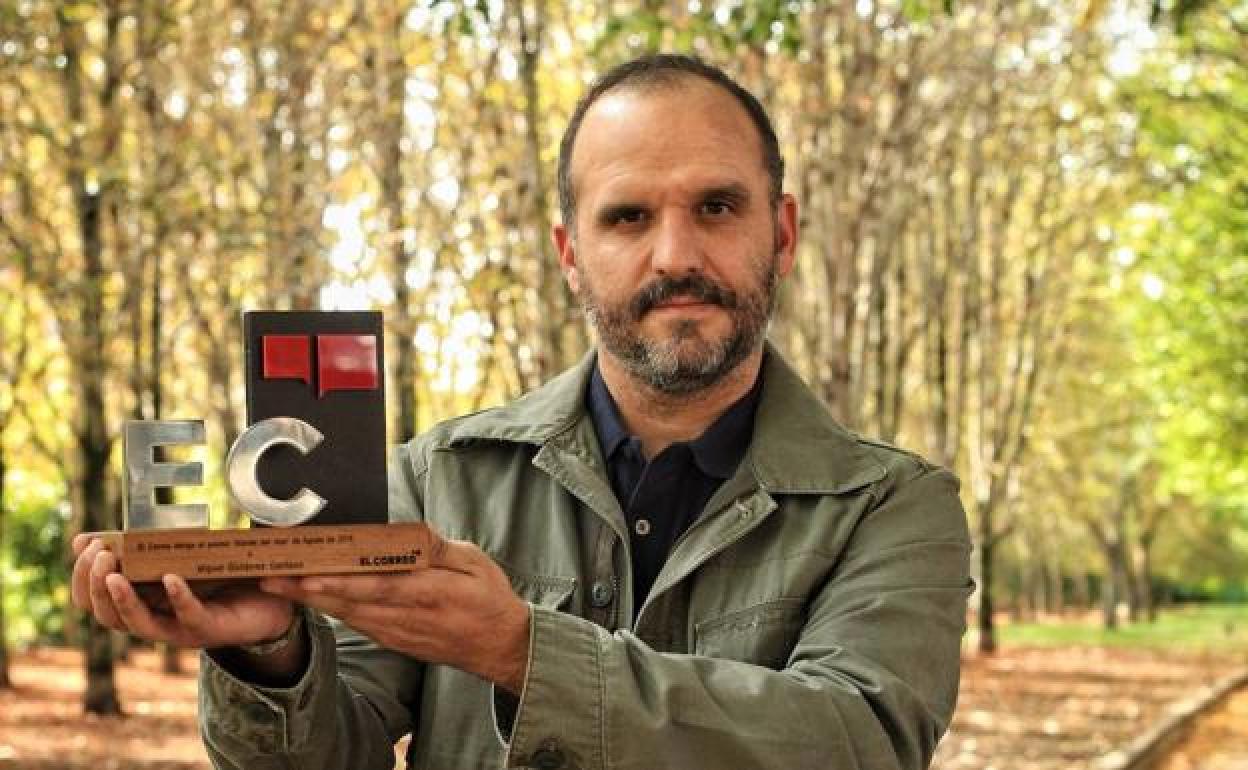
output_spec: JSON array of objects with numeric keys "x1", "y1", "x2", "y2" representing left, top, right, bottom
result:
[{"x1": 576, "y1": 254, "x2": 778, "y2": 396}]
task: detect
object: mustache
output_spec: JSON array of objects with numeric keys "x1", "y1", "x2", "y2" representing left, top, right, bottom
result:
[{"x1": 629, "y1": 274, "x2": 738, "y2": 319}]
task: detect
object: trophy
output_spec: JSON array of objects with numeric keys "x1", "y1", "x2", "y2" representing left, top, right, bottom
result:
[{"x1": 98, "y1": 311, "x2": 432, "y2": 583}]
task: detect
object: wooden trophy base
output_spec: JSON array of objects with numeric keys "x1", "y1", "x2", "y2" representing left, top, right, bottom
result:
[{"x1": 97, "y1": 522, "x2": 434, "y2": 583}]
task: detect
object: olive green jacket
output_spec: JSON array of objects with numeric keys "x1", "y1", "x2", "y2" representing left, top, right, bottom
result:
[{"x1": 199, "y1": 348, "x2": 972, "y2": 770}]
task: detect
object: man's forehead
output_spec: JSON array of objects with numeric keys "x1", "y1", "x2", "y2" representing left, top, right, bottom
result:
[
  {"x1": 578, "y1": 78, "x2": 756, "y2": 143},
  {"x1": 570, "y1": 79, "x2": 765, "y2": 192},
  {"x1": 591, "y1": 171, "x2": 752, "y2": 204}
]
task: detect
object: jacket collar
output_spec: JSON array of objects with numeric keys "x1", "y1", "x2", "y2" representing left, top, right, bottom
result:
[{"x1": 439, "y1": 343, "x2": 885, "y2": 495}]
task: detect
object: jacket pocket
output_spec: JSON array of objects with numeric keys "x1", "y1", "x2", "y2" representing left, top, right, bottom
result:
[
  {"x1": 694, "y1": 597, "x2": 806, "y2": 669},
  {"x1": 507, "y1": 572, "x2": 578, "y2": 611}
]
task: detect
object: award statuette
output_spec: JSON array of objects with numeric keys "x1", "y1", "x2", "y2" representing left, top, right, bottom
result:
[{"x1": 98, "y1": 310, "x2": 432, "y2": 583}]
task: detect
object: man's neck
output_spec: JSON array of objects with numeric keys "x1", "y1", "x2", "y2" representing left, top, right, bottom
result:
[{"x1": 596, "y1": 348, "x2": 764, "y2": 459}]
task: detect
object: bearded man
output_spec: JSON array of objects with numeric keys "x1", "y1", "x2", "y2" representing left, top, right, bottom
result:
[{"x1": 72, "y1": 54, "x2": 972, "y2": 770}]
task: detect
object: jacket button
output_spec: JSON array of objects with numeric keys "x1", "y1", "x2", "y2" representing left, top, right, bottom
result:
[
  {"x1": 589, "y1": 580, "x2": 615, "y2": 608},
  {"x1": 531, "y1": 747, "x2": 565, "y2": 769}
]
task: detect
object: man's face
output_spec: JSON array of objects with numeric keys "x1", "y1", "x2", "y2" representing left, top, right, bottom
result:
[{"x1": 554, "y1": 80, "x2": 797, "y2": 395}]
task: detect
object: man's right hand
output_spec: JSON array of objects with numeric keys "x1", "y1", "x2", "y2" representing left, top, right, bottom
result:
[{"x1": 70, "y1": 533, "x2": 296, "y2": 651}]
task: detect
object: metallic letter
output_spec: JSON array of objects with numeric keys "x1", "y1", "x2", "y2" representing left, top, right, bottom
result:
[
  {"x1": 226, "y1": 417, "x2": 326, "y2": 527},
  {"x1": 123, "y1": 420, "x2": 209, "y2": 530}
]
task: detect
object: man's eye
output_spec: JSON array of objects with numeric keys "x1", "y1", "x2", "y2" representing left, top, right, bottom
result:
[
  {"x1": 606, "y1": 208, "x2": 647, "y2": 226},
  {"x1": 700, "y1": 200, "x2": 733, "y2": 217}
]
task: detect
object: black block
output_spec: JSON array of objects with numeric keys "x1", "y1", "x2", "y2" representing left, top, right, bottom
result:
[{"x1": 242, "y1": 311, "x2": 388, "y2": 526}]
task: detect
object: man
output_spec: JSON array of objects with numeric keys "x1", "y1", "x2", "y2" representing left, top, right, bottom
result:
[{"x1": 72, "y1": 54, "x2": 972, "y2": 769}]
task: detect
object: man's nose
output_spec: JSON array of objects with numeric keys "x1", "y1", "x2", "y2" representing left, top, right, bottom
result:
[{"x1": 650, "y1": 212, "x2": 705, "y2": 275}]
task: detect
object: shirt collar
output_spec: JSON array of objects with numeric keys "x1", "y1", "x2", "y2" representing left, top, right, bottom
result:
[
  {"x1": 587, "y1": 365, "x2": 632, "y2": 461},
  {"x1": 586, "y1": 362, "x2": 762, "y2": 480}
]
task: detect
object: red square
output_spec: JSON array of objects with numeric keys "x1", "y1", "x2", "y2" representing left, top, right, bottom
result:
[
  {"x1": 262, "y1": 335, "x2": 311, "y2": 383},
  {"x1": 317, "y1": 334, "x2": 379, "y2": 397}
]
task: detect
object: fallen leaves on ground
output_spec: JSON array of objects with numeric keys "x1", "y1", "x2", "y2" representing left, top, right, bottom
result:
[
  {"x1": 1, "y1": 643, "x2": 1244, "y2": 769},
  {"x1": 932, "y1": 645, "x2": 1247, "y2": 770},
  {"x1": 0, "y1": 646, "x2": 207, "y2": 769},
  {"x1": 1153, "y1": 685, "x2": 1248, "y2": 770}
]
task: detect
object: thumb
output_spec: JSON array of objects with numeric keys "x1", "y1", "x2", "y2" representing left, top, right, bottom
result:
[{"x1": 423, "y1": 524, "x2": 490, "y2": 574}]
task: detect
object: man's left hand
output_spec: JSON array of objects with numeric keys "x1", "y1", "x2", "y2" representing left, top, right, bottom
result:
[{"x1": 260, "y1": 532, "x2": 530, "y2": 695}]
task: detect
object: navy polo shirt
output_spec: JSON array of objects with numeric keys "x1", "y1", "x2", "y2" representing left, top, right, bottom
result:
[{"x1": 587, "y1": 363, "x2": 762, "y2": 619}]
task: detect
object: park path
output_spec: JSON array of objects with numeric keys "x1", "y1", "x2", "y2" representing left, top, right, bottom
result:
[
  {"x1": 931, "y1": 647, "x2": 1232, "y2": 770},
  {"x1": 1153, "y1": 683, "x2": 1248, "y2": 770}
]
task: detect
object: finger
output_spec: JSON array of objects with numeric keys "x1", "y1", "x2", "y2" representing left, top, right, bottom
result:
[
  {"x1": 325, "y1": 603, "x2": 418, "y2": 646},
  {"x1": 72, "y1": 539, "x2": 103, "y2": 611},
  {"x1": 106, "y1": 573, "x2": 179, "y2": 644},
  {"x1": 298, "y1": 571, "x2": 446, "y2": 609},
  {"x1": 291, "y1": 590, "x2": 359, "y2": 621},
  {"x1": 88, "y1": 549, "x2": 124, "y2": 629},
  {"x1": 297, "y1": 574, "x2": 400, "y2": 604},
  {"x1": 425, "y1": 532, "x2": 490, "y2": 575},
  {"x1": 424, "y1": 527, "x2": 450, "y2": 567},
  {"x1": 71, "y1": 533, "x2": 94, "y2": 557},
  {"x1": 162, "y1": 574, "x2": 217, "y2": 639},
  {"x1": 258, "y1": 576, "x2": 302, "y2": 596}
]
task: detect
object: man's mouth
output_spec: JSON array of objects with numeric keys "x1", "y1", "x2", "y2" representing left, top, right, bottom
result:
[
  {"x1": 655, "y1": 296, "x2": 713, "y2": 309},
  {"x1": 630, "y1": 277, "x2": 735, "y2": 319}
]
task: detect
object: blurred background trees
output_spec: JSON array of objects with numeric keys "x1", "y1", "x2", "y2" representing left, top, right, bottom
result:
[{"x1": 0, "y1": 0, "x2": 1244, "y2": 712}]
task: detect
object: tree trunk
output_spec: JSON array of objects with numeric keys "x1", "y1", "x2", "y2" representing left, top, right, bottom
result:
[
  {"x1": 375, "y1": 12, "x2": 419, "y2": 443},
  {"x1": 1075, "y1": 571, "x2": 1092, "y2": 611},
  {"x1": 150, "y1": 246, "x2": 180, "y2": 676},
  {"x1": 0, "y1": 450, "x2": 11, "y2": 689},
  {"x1": 517, "y1": 0, "x2": 582, "y2": 382},
  {"x1": 77, "y1": 390, "x2": 119, "y2": 715},
  {"x1": 976, "y1": 518, "x2": 997, "y2": 654},
  {"x1": 1134, "y1": 534, "x2": 1157, "y2": 623},
  {"x1": 1036, "y1": 562, "x2": 1052, "y2": 617},
  {"x1": 1048, "y1": 557, "x2": 1065, "y2": 615},
  {"x1": 1099, "y1": 528, "x2": 1136, "y2": 631},
  {"x1": 1101, "y1": 538, "x2": 1123, "y2": 630},
  {"x1": 58, "y1": 5, "x2": 121, "y2": 715}
]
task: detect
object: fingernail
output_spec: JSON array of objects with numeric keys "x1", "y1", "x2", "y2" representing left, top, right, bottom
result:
[{"x1": 107, "y1": 580, "x2": 123, "y2": 601}]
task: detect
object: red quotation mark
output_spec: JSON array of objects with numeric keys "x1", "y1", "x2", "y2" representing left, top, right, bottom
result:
[{"x1": 262, "y1": 334, "x2": 379, "y2": 397}]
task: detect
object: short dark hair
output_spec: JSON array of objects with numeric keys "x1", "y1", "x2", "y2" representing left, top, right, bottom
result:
[{"x1": 556, "y1": 54, "x2": 785, "y2": 232}]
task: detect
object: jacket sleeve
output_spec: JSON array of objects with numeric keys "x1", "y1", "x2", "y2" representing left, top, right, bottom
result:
[
  {"x1": 198, "y1": 444, "x2": 429, "y2": 770},
  {"x1": 501, "y1": 465, "x2": 973, "y2": 770}
]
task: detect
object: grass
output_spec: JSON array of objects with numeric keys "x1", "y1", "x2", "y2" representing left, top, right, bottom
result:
[{"x1": 996, "y1": 603, "x2": 1248, "y2": 650}]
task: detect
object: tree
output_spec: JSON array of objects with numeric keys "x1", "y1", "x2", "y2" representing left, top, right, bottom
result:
[
  {"x1": 1115, "y1": 0, "x2": 1248, "y2": 592},
  {"x1": 0, "y1": 266, "x2": 33, "y2": 689}
]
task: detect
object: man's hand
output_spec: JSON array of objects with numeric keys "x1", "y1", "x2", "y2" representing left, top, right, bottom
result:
[
  {"x1": 69, "y1": 533, "x2": 296, "y2": 650},
  {"x1": 260, "y1": 532, "x2": 532, "y2": 695}
]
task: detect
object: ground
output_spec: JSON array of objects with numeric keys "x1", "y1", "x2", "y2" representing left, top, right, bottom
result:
[
  {"x1": 932, "y1": 646, "x2": 1238, "y2": 769},
  {"x1": 0, "y1": 629, "x2": 1245, "y2": 769},
  {"x1": 1155, "y1": 686, "x2": 1248, "y2": 770},
  {"x1": 0, "y1": 646, "x2": 205, "y2": 770}
]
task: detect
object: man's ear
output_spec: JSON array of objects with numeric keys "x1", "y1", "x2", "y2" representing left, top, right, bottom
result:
[
  {"x1": 553, "y1": 223, "x2": 580, "y2": 293},
  {"x1": 774, "y1": 193, "x2": 799, "y2": 279}
]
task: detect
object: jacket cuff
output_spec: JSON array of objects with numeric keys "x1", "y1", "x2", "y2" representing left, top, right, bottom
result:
[
  {"x1": 504, "y1": 604, "x2": 606, "y2": 770},
  {"x1": 199, "y1": 607, "x2": 334, "y2": 755}
]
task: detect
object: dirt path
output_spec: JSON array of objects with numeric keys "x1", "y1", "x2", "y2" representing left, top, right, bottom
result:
[
  {"x1": 931, "y1": 647, "x2": 1239, "y2": 770},
  {"x1": 1153, "y1": 684, "x2": 1248, "y2": 770},
  {"x1": 1, "y1": 644, "x2": 1242, "y2": 769}
]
